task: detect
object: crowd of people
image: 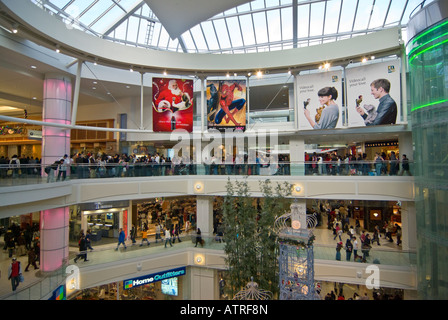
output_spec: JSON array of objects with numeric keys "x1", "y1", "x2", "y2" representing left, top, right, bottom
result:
[
  {"x1": 0, "y1": 148, "x2": 413, "y2": 181},
  {"x1": 3, "y1": 223, "x2": 40, "y2": 292},
  {"x1": 305, "y1": 150, "x2": 412, "y2": 176},
  {"x1": 320, "y1": 203, "x2": 403, "y2": 264}
]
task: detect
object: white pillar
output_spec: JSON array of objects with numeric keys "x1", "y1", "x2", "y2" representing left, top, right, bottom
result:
[
  {"x1": 401, "y1": 201, "x2": 417, "y2": 251},
  {"x1": 289, "y1": 137, "x2": 305, "y2": 175},
  {"x1": 196, "y1": 196, "x2": 213, "y2": 237}
]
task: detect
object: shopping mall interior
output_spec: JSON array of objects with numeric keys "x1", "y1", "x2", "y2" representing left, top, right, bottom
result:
[{"x1": 0, "y1": 0, "x2": 447, "y2": 302}]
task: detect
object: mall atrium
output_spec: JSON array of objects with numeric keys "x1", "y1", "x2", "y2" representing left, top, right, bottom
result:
[{"x1": 0, "y1": 0, "x2": 447, "y2": 301}]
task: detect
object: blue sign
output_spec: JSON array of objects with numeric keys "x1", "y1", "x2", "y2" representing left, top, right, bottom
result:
[{"x1": 123, "y1": 266, "x2": 186, "y2": 290}]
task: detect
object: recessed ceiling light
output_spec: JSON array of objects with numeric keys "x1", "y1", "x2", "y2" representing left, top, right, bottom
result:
[{"x1": 30, "y1": 65, "x2": 37, "y2": 69}]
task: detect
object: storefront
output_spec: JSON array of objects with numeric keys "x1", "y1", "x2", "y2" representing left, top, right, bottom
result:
[
  {"x1": 70, "y1": 200, "x2": 130, "y2": 245},
  {"x1": 69, "y1": 267, "x2": 187, "y2": 300}
]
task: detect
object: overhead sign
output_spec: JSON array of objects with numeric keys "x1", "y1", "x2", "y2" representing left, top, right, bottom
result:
[
  {"x1": 28, "y1": 129, "x2": 42, "y2": 140},
  {"x1": 123, "y1": 267, "x2": 186, "y2": 290}
]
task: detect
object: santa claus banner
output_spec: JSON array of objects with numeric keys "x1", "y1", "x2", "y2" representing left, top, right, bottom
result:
[
  {"x1": 346, "y1": 59, "x2": 401, "y2": 128},
  {"x1": 206, "y1": 80, "x2": 247, "y2": 132},
  {"x1": 152, "y1": 78, "x2": 194, "y2": 132},
  {"x1": 297, "y1": 70, "x2": 343, "y2": 131}
]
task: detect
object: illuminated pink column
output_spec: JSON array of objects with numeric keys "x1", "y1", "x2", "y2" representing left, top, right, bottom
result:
[
  {"x1": 40, "y1": 208, "x2": 69, "y2": 272},
  {"x1": 41, "y1": 73, "x2": 72, "y2": 169},
  {"x1": 40, "y1": 74, "x2": 72, "y2": 271}
]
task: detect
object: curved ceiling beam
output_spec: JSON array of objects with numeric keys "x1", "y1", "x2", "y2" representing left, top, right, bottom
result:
[{"x1": 0, "y1": 0, "x2": 402, "y2": 76}]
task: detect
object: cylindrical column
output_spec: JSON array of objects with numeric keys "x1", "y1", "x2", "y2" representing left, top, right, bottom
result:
[
  {"x1": 40, "y1": 207, "x2": 69, "y2": 272},
  {"x1": 40, "y1": 74, "x2": 72, "y2": 272},
  {"x1": 41, "y1": 73, "x2": 72, "y2": 169}
]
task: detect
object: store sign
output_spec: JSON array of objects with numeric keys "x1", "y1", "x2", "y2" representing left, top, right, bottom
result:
[{"x1": 123, "y1": 267, "x2": 186, "y2": 290}]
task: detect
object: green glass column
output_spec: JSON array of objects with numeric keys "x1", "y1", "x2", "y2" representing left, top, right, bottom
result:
[{"x1": 407, "y1": 18, "x2": 448, "y2": 300}]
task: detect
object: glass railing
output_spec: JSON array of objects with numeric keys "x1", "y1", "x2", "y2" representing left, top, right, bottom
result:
[
  {"x1": 65, "y1": 230, "x2": 416, "y2": 269},
  {"x1": 0, "y1": 232, "x2": 415, "y2": 300},
  {"x1": 1, "y1": 261, "x2": 68, "y2": 300},
  {"x1": 0, "y1": 160, "x2": 414, "y2": 187}
]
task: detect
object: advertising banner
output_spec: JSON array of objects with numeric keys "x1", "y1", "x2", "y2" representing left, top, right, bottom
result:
[
  {"x1": 297, "y1": 70, "x2": 343, "y2": 130},
  {"x1": 207, "y1": 79, "x2": 247, "y2": 132},
  {"x1": 152, "y1": 78, "x2": 194, "y2": 132},
  {"x1": 346, "y1": 59, "x2": 401, "y2": 128}
]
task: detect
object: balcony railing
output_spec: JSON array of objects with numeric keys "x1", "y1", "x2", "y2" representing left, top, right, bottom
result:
[{"x1": 0, "y1": 160, "x2": 414, "y2": 187}]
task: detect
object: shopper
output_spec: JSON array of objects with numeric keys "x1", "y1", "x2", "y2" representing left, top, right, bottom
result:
[
  {"x1": 115, "y1": 228, "x2": 127, "y2": 251},
  {"x1": 139, "y1": 228, "x2": 150, "y2": 246},
  {"x1": 399, "y1": 154, "x2": 412, "y2": 176},
  {"x1": 24, "y1": 248, "x2": 39, "y2": 272},
  {"x1": 164, "y1": 227, "x2": 173, "y2": 248},
  {"x1": 8, "y1": 257, "x2": 22, "y2": 291},
  {"x1": 333, "y1": 223, "x2": 342, "y2": 241},
  {"x1": 74, "y1": 234, "x2": 88, "y2": 262},
  {"x1": 86, "y1": 229, "x2": 94, "y2": 251},
  {"x1": 172, "y1": 224, "x2": 182, "y2": 243},
  {"x1": 345, "y1": 238, "x2": 353, "y2": 261},
  {"x1": 130, "y1": 225, "x2": 137, "y2": 245},
  {"x1": 155, "y1": 224, "x2": 161, "y2": 243},
  {"x1": 194, "y1": 228, "x2": 203, "y2": 247},
  {"x1": 395, "y1": 224, "x2": 402, "y2": 245},
  {"x1": 335, "y1": 241, "x2": 343, "y2": 261},
  {"x1": 352, "y1": 236, "x2": 359, "y2": 258},
  {"x1": 372, "y1": 225, "x2": 381, "y2": 245}
]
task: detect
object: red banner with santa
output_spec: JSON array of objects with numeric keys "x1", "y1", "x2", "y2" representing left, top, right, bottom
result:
[{"x1": 152, "y1": 77, "x2": 194, "y2": 132}]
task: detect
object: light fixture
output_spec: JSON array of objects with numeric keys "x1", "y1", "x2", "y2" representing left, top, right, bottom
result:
[
  {"x1": 371, "y1": 55, "x2": 376, "y2": 60},
  {"x1": 30, "y1": 65, "x2": 37, "y2": 69},
  {"x1": 247, "y1": 72, "x2": 252, "y2": 76},
  {"x1": 12, "y1": 24, "x2": 18, "y2": 33},
  {"x1": 163, "y1": 70, "x2": 167, "y2": 76},
  {"x1": 194, "y1": 182, "x2": 204, "y2": 192},
  {"x1": 362, "y1": 57, "x2": 368, "y2": 63},
  {"x1": 194, "y1": 253, "x2": 205, "y2": 265},
  {"x1": 234, "y1": 72, "x2": 238, "y2": 77},
  {"x1": 226, "y1": 73, "x2": 230, "y2": 78},
  {"x1": 293, "y1": 184, "x2": 303, "y2": 195},
  {"x1": 130, "y1": 66, "x2": 134, "y2": 72},
  {"x1": 55, "y1": 44, "x2": 60, "y2": 53},
  {"x1": 324, "y1": 63, "x2": 330, "y2": 69},
  {"x1": 256, "y1": 71, "x2": 263, "y2": 77},
  {"x1": 93, "y1": 58, "x2": 98, "y2": 65}
]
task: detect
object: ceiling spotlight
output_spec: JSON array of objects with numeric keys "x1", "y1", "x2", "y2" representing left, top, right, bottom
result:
[
  {"x1": 12, "y1": 24, "x2": 18, "y2": 33},
  {"x1": 247, "y1": 72, "x2": 252, "y2": 77},
  {"x1": 324, "y1": 63, "x2": 330, "y2": 69},
  {"x1": 256, "y1": 71, "x2": 263, "y2": 77},
  {"x1": 362, "y1": 58, "x2": 368, "y2": 63},
  {"x1": 55, "y1": 44, "x2": 60, "y2": 53},
  {"x1": 226, "y1": 73, "x2": 230, "y2": 78},
  {"x1": 163, "y1": 71, "x2": 167, "y2": 76},
  {"x1": 130, "y1": 66, "x2": 134, "y2": 72}
]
